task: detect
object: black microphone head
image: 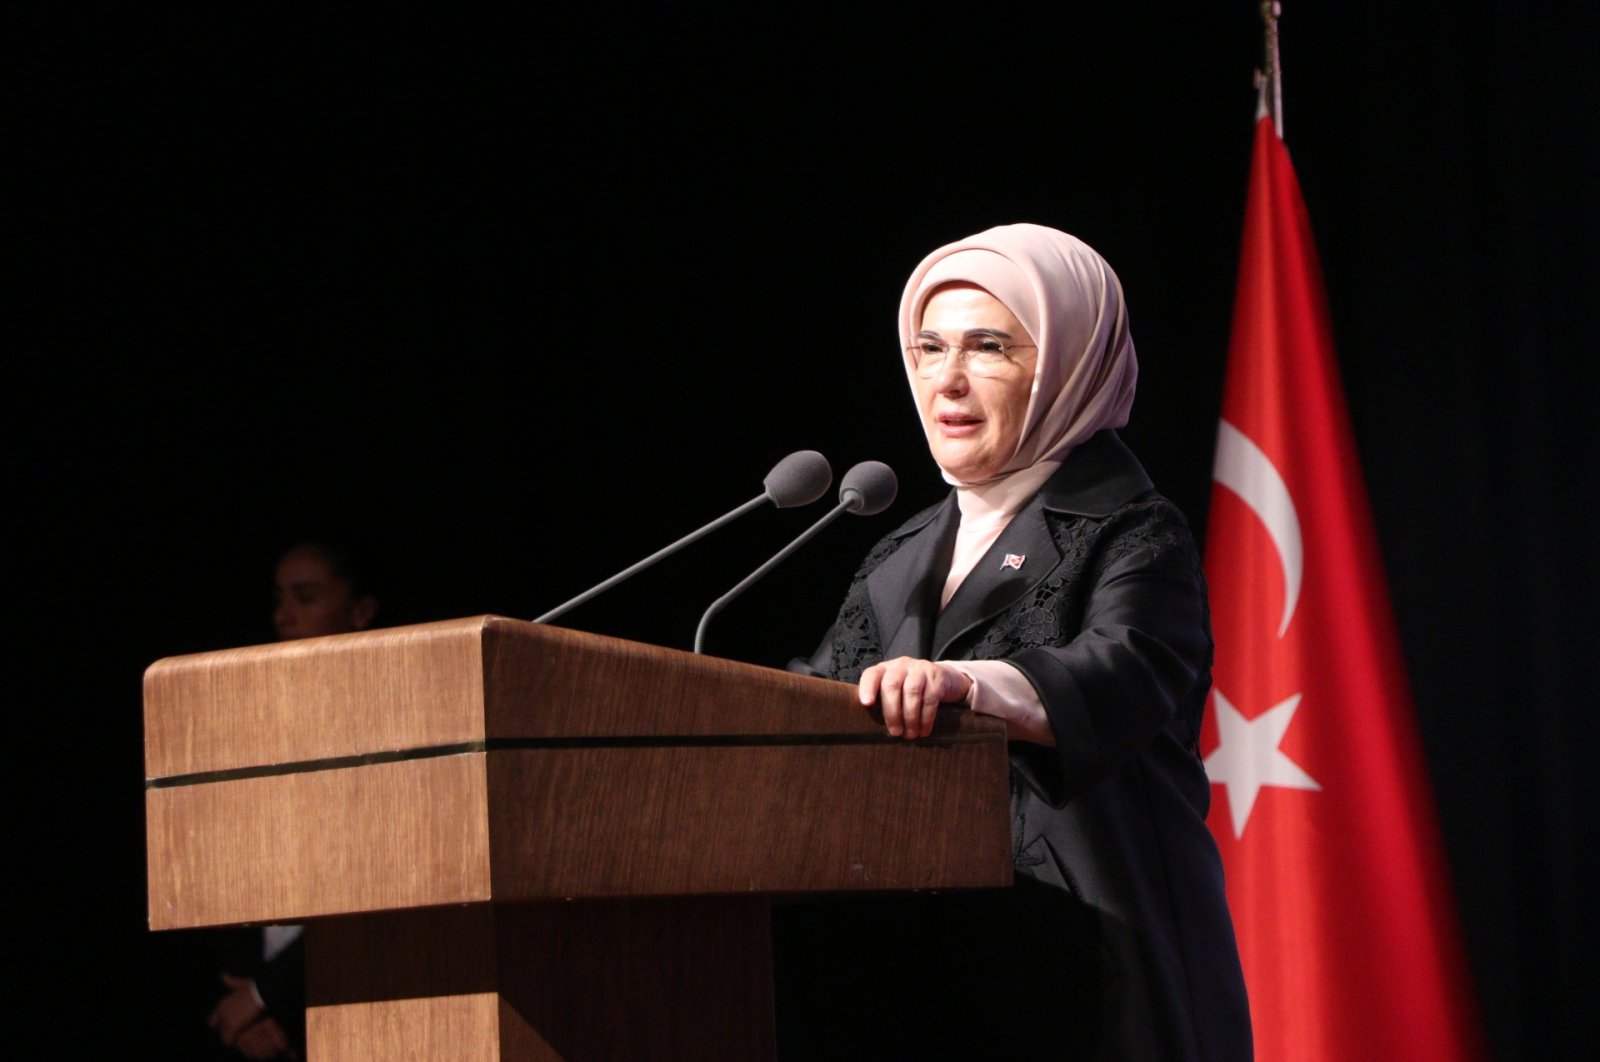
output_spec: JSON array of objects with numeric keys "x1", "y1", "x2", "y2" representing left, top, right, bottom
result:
[
  {"x1": 839, "y1": 461, "x2": 898, "y2": 516},
  {"x1": 764, "y1": 450, "x2": 833, "y2": 508}
]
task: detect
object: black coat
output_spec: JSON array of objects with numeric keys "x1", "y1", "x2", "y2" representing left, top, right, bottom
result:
[{"x1": 778, "y1": 431, "x2": 1251, "y2": 1061}]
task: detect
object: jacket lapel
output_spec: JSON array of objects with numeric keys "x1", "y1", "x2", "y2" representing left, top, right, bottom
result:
[
  {"x1": 864, "y1": 431, "x2": 1155, "y2": 664},
  {"x1": 931, "y1": 494, "x2": 1062, "y2": 658},
  {"x1": 866, "y1": 495, "x2": 959, "y2": 660},
  {"x1": 930, "y1": 430, "x2": 1155, "y2": 659}
]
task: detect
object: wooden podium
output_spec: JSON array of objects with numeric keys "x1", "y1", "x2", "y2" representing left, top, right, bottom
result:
[{"x1": 145, "y1": 616, "x2": 1011, "y2": 1059}]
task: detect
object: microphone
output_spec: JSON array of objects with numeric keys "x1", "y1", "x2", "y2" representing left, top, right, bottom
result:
[
  {"x1": 534, "y1": 450, "x2": 832, "y2": 624},
  {"x1": 693, "y1": 461, "x2": 898, "y2": 654},
  {"x1": 837, "y1": 459, "x2": 898, "y2": 516}
]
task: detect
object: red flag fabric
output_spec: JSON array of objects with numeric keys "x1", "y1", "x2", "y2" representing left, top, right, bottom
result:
[{"x1": 1201, "y1": 116, "x2": 1484, "y2": 1060}]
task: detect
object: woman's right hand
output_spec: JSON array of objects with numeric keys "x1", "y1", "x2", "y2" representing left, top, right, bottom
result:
[{"x1": 858, "y1": 657, "x2": 973, "y2": 740}]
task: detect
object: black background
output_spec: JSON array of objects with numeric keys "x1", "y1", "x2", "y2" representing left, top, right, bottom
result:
[{"x1": 18, "y1": 6, "x2": 1597, "y2": 1058}]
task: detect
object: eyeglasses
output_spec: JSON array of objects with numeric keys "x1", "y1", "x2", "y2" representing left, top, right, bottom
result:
[{"x1": 906, "y1": 334, "x2": 1037, "y2": 378}]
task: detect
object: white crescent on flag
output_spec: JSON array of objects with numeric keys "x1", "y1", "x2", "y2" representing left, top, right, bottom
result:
[{"x1": 1212, "y1": 418, "x2": 1304, "y2": 637}]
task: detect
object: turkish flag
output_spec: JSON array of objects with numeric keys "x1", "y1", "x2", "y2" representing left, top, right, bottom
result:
[{"x1": 1201, "y1": 116, "x2": 1484, "y2": 1060}]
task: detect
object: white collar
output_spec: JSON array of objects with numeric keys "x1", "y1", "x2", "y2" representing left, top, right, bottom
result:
[{"x1": 954, "y1": 459, "x2": 1062, "y2": 531}]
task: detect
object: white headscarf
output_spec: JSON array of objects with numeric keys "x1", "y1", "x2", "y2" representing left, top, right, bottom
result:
[{"x1": 897, "y1": 223, "x2": 1139, "y2": 486}]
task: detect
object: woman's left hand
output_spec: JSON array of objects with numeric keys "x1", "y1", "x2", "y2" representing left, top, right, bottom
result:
[{"x1": 858, "y1": 657, "x2": 973, "y2": 740}]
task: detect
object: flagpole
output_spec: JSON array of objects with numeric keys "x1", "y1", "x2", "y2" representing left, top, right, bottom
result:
[{"x1": 1258, "y1": 1, "x2": 1284, "y2": 136}]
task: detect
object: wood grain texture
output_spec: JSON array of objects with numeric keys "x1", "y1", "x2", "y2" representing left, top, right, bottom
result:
[
  {"x1": 145, "y1": 618, "x2": 1010, "y2": 1057},
  {"x1": 305, "y1": 907, "x2": 549, "y2": 1060},
  {"x1": 491, "y1": 899, "x2": 776, "y2": 1061},
  {"x1": 144, "y1": 616, "x2": 981, "y2": 782},
  {"x1": 479, "y1": 617, "x2": 883, "y2": 738},
  {"x1": 147, "y1": 753, "x2": 492, "y2": 929},
  {"x1": 486, "y1": 742, "x2": 1011, "y2": 899},
  {"x1": 148, "y1": 738, "x2": 1009, "y2": 927},
  {"x1": 144, "y1": 616, "x2": 491, "y2": 779},
  {"x1": 306, "y1": 994, "x2": 524, "y2": 1061},
  {"x1": 305, "y1": 901, "x2": 774, "y2": 1061},
  {"x1": 146, "y1": 617, "x2": 1010, "y2": 928}
]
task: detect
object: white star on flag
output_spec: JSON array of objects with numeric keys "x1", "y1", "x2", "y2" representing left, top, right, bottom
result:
[{"x1": 1204, "y1": 688, "x2": 1321, "y2": 838}]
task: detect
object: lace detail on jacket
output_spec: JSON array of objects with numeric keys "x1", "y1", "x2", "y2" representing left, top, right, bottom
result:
[
  {"x1": 961, "y1": 495, "x2": 1188, "y2": 651},
  {"x1": 827, "y1": 532, "x2": 900, "y2": 684},
  {"x1": 822, "y1": 493, "x2": 1213, "y2": 747}
]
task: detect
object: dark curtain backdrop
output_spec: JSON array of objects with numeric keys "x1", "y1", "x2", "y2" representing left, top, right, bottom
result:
[{"x1": 19, "y1": 5, "x2": 1595, "y2": 1058}]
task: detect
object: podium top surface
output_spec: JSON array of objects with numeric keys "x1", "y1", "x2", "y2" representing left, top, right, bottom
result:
[{"x1": 144, "y1": 615, "x2": 977, "y2": 781}]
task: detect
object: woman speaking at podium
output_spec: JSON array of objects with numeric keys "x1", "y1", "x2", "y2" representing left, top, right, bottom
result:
[{"x1": 781, "y1": 224, "x2": 1252, "y2": 1061}]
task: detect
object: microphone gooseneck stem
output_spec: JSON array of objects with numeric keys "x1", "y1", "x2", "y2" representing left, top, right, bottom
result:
[
  {"x1": 693, "y1": 499, "x2": 852, "y2": 655},
  {"x1": 536, "y1": 492, "x2": 771, "y2": 624}
]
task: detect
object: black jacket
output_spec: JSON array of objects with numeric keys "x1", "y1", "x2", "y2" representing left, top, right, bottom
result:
[{"x1": 782, "y1": 431, "x2": 1251, "y2": 1061}]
